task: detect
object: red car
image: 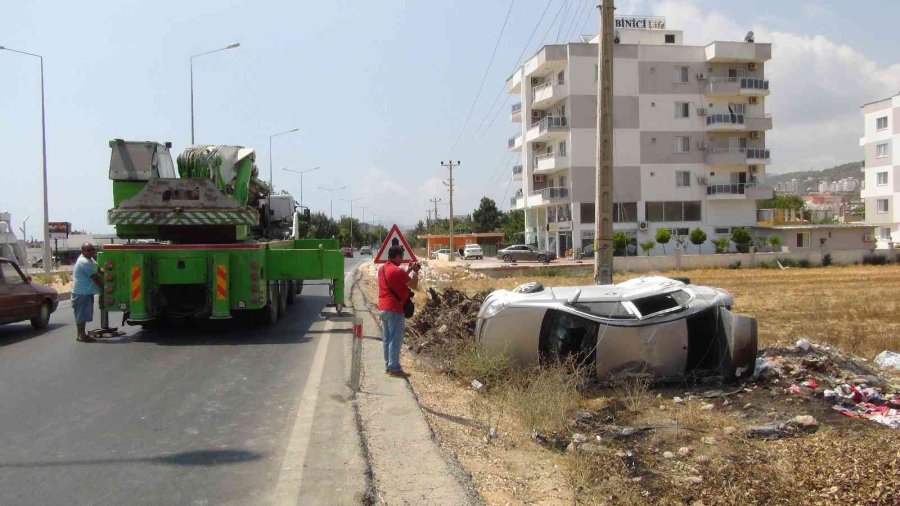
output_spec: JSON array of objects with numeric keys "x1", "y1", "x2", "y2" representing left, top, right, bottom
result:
[
  {"x1": 341, "y1": 247, "x2": 354, "y2": 258},
  {"x1": 0, "y1": 258, "x2": 59, "y2": 330}
]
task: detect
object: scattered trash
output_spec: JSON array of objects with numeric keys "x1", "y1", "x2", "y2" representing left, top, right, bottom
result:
[
  {"x1": 833, "y1": 403, "x2": 900, "y2": 429},
  {"x1": 571, "y1": 433, "x2": 588, "y2": 444},
  {"x1": 786, "y1": 414, "x2": 819, "y2": 432},
  {"x1": 471, "y1": 379, "x2": 484, "y2": 390},
  {"x1": 677, "y1": 446, "x2": 692, "y2": 456},
  {"x1": 795, "y1": 338, "x2": 812, "y2": 351},
  {"x1": 787, "y1": 384, "x2": 803, "y2": 395},
  {"x1": 673, "y1": 396, "x2": 684, "y2": 404},
  {"x1": 662, "y1": 451, "x2": 675, "y2": 459},
  {"x1": 700, "y1": 403, "x2": 714, "y2": 411},
  {"x1": 701, "y1": 436, "x2": 717, "y2": 445},
  {"x1": 488, "y1": 427, "x2": 498, "y2": 439},
  {"x1": 874, "y1": 351, "x2": 900, "y2": 370}
]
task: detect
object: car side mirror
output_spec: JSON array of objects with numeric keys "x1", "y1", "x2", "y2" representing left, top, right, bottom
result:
[{"x1": 25, "y1": 276, "x2": 32, "y2": 283}]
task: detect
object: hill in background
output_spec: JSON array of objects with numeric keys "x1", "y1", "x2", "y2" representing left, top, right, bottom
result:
[{"x1": 767, "y1": 161, "x2": 864, "y2": 187}]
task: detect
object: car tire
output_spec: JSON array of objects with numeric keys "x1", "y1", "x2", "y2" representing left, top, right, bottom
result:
[
  {"x1": 502, "y1": 254, "x2": 512, "y2": 263},
  {"x1": 537, "y1": 254, "x2": 548, "y2": 263},
  {"x1": 30, "y1": 301, "x2": 51, "y2": 330}
]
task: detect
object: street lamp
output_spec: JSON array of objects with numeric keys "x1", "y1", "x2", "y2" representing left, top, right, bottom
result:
[
  {"x1": 283, "y1": 166, "x2": 321, "y2": 209},
  {"x1": 19, "y1": 216, "x2": 29, "y2": 245},
  {"x1": 268, "y1": 128, "x2": 299, "y2": 212},
  {"x1": 190, "y1": 42, "x2": 240, "y2": 144},
  {"x1": 318, "y1": 185, "x2": 346, "y2": 220},
  {"x1": 1, "y1": 45, "x2": 51, "y2": 273},
  {"x1": 341, "y1": 198, "x2": 361, "y2": 250}
]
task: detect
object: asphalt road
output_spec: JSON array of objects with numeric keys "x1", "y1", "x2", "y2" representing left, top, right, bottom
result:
[{"x1": 0, "y1": 256, "x2": 367, "y2": 505}]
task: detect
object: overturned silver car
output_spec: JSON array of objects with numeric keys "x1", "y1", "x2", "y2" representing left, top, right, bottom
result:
[{"x1": 475, "y1": 276, "x2": 757, "y2": 381}]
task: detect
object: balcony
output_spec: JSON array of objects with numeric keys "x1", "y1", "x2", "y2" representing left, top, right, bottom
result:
[
  {"x1": 532, "y1": 80, "x2": 567, "y2": 108},
  {"x1": 705, "y1": 113, "x2": 745, "y2": 132},
  {"x1": 510, "y1": 190, "x2": 524, "y2": 209},
  {"x1": 746, "y1": 148, "x2": 771, "y2": 164},
  {"x1": 526, "y1": 115, "x2": 568, "y2": 142},
  {"x1": 706, "y1": 147, "x2": 748, "y2": 165},
  {"x1": 526, "y1": 186, "x2": 569, "y2": 207},
  {"x1": 508, "y1": 134, "x2": 523, "y2": 150},
  {"x1": 511, "y1": 102, "x2": 522, "y2": 122},
  {"x1": 705, "y1": 77, "x2": 770, "y2": 97},
  {"x1": 512, "y1": 164, "x2": 523, "y2": 180},
  {"x1": 534, "y1": 152, "x2": 568, "y2": 173},
  {"x1": 745, "y1": 115, "x2": 773, "y2": 131},
  {"x1": 706, "y1": 183, "x2": 773, "y2": 200}
]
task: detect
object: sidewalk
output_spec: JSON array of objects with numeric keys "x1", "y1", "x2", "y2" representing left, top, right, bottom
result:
[{"x1": 347, "y1": 266, "x2": 479, "y2": 505}]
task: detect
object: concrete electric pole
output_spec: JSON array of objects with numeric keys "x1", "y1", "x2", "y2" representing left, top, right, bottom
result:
[
  {"x1": 594, "y1": 0, "x2": 615, "y2": 284},
  {"x1": 429, "y1": 197, "x2": 442, "y2": 223},
  {"x1": 439, "y1": 161, "x2": 459, "y2": 261}
]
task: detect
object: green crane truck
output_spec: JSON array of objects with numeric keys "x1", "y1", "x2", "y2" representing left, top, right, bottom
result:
[{"x1": 97, "y1": 139, "x2": 344, "y2": 327}]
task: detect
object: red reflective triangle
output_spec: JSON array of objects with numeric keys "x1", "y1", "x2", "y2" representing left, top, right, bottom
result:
[{"x1": 373, "y1": 224, "x2": 418, "y2": 264}]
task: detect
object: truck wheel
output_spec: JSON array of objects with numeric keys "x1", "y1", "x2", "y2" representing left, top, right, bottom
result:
[
  {"x1": 286, "y1": 281, "x2": 296, "y2": 305},
  {"x1": 259, "y1": 283, "x2": 279, "y2": 326},
  {"x1": 30, "y1": 302, "x2": 51, "y2": 330},
  {"x1": 277, "y1": 281, "x2": 288, "y2": 316},
  {"x1": 295, "y1": 280, "x2": 304, "y2": 295}
]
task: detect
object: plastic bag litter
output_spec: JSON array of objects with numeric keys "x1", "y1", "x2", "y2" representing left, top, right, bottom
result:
[
  {"x1": 753, "y1": 358, "x2": 772, "y2": 379},
  {"x1": 874, "y1": 351, "x2": 900, "y2": 370},
  {"x1": 795, "y1": 338, "x2": 812, "y2": 351}
]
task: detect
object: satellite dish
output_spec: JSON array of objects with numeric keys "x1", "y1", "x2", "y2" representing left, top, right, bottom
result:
[{"x1": 745, "y1": 31, "x2": 755, "y2": 43}]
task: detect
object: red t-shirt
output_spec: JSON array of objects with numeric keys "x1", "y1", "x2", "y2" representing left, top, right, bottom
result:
[{"x1": 378, "y1": 262, "x2": 411, "y2": 313}]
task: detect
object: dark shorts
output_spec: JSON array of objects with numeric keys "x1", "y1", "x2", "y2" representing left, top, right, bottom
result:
[{"x1": 72, "y1": 294, "x2": 95, "y2": 324}]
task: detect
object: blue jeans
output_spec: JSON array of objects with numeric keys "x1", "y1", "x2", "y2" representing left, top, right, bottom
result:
[{"x1": 381, "y1": 310, "x2": 405, "y2": 372}]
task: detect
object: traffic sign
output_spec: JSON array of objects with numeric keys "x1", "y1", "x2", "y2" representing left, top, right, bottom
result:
[
  {"x1": 48, "y1": 221, "x2": 70, "y2": 240},
  {"x1": 373, "y1": 224, "x2": 418, "y2": 264}
]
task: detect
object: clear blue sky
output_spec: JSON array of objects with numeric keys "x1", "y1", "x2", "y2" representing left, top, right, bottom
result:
[{"x1": 2, "y1": 0, "x2": 897, "y2": 234}]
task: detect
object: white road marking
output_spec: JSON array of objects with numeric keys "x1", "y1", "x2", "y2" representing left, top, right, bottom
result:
[{"x1": 272, "y1": 319, "x2": 334, "y2": 505}]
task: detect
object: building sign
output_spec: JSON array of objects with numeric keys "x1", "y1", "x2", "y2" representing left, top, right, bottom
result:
[
  {"x1": 48, "y1": 221, "x2": 71, "y2": 240},
  {"x1": 614, "y1": 15, "x2": 666, "y2": 30},
  {"x1": 558, "y1": 222, "x2": 573, "y2": 232}
]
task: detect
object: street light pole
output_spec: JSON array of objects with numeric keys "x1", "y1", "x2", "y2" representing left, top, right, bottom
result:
[
  {"x1": 341, "y1": 198, "x2": 361, "y2": 250},
  {"x1": 1, "y1": 46, "x2": 52, "y2": 273},
  {"x1": 319, "y1": 185, "x2": 347, "y2": 221},
  {"x1": 267, "y1": 128, "x2": 299, "y2": 214},
  {"x1": 190, "y1": 43, "x2": 240, "y2": 145},
  {"x1": 283, "y1": 166, "x2": 321, "y2": 209}
]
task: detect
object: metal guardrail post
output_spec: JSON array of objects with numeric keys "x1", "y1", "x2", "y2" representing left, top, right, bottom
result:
[{"x1": 350, "y1": 316, "x2": 363, "y2": 395}]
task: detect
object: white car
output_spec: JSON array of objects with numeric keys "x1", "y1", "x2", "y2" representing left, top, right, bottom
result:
[
  {"x1": 475, "y1": 276, "x2": 757, "y2": 381},
  {"x1": 463, "y1": 244, "x2": 484, "y2": 260}
]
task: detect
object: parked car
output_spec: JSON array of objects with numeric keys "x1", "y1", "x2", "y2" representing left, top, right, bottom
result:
[
  {"x1": 341, "y1": 247, "x2": 354, "y2": 258},
  {"x1": 359, "y1": 246, "x2": 372, "y2": 256},
  {"x1": 475, "y1": 276, "x2": 757, "y2": 380},
  {"x1": 496, "y1": 245, "x2": 556, "y2": 263},
  {"x1": 430, "y1": 248, "x2": 451, "y2": 259},
  {"x1": 0, "y1": 258, "x2": 59, "y2": 330},
  {"x1": 462, "y1": 244, "x2": 484, "y2": 260}
]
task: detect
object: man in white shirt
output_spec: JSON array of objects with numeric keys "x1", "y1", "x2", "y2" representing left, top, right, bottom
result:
[{"x1": 72, "y1": 243, "x2": 102, "y2": 342}]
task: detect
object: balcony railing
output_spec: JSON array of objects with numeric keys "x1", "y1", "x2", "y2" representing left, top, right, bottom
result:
[
  {"x1": 746, "y1": 148, "x2": 770, "y2": 160},
  {"x1": 706, "y1": 76, "x2": 770, "y2": 94},
  {"x1": 706, "y1": 113, "x2": 744, "y2": 126},
  {"x1": 512, "y1": 164, "x2": 523, "y2": 175},
  {"x1": 532, "y1": 186, "x2": 569, "y2": 201},
  {"x1": 707, "y1": 147, "x2": 746, "y2": 154},
  {"x1": 740, "y1": 77, "x2": 769, "y2": 91},
  {"x1": 508, "y1": 136, "x2": 518, "y2": 148},
  {"x1": 532, "y1": 115, "x2": 568, "y2": 132},
  {"x1": 532, "y1": 79, "x2": 564, "y2": 97},
  {"x1": 707, "y1": 183, "x2": 753, "y2": 195},
  {"x1": 534, "y1": 152, "x2": 565, "y2": 161}
]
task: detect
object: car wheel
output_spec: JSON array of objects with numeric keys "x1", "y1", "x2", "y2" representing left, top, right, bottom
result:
[
  {"x1": 502, "y1": 254, "x2": 512, "y2": 263},
  {"x1": 537, "y1": 254, "x2": 548, "y2": 263},
  {"x1": 30, "y1": 302, "x2": 51, "y2": 330}
]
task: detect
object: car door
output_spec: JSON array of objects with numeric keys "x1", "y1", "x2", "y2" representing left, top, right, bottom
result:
[
  {"x1": 522, "y1": 246, "x2": 537, "y2": 261},
  {"x1": 0, "y1": 261, "x2": 36, "y2": 320}
]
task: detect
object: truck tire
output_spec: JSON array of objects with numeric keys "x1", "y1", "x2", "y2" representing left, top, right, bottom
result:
[
  {"x1": 277, "y1": 281, "x2": 288, "y2": 316},
  {"x1": 286, "y1": 281, "x2": 296, "y2": 305},
  {"x1": 296, "y1": 280, "x2": 304, "y2": 295},
  {"x1": 259, "y1": 283, "x2": 279, "y2": 326}
]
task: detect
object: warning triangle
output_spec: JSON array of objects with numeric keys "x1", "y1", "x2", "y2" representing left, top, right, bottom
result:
[{"x1": 374, "y1": 224, "x2": 418, "y2": 264}]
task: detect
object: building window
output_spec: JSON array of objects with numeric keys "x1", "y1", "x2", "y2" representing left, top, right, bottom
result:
[
  {"x1": 877, "y1": 116, "x2": 888, "y2": 130},
  {"x1": 669, "y1": 227, "x2": 689, "y2": 237},
  {"x1": 880, "y1": 227, "x2": 892, "y2": 240},
  {"x1": 665, "y1": 34, "x2": 676, "y2": 44},
  {"x1": 675, "y1": 136, "x2": 691, "y2": 153},
  {"x1": 675, "y1": 102, "x2": 690, "y2": 118},
  {"x1": 674, "y1": 66, "x2": 689, "y2": 83},
  {"x1": 877, "y1": 171, "x2": 888, "y2": 185},
  {"x1": 876, "y1": 143, "x2": 888, "y2": 158},
  {"x1": 728, "y1": 102, "x2": 747, "y2": 115},
  {"x1": 714, "y1": 227, "x2": 731, "y2": 235},
  {"x1": 877, "y1": 199, "x2": 889, "y2": 213},
  {"x1": 796, "y1": 232, "x2": 810, "y2": 249},
  {"x1": 613, "y1": 202, "x2": 638, "y2": 223},
  {"x1": 580, "y1": 203, "x2": 594, "y2": 224},
  {"x1": 645, "y1": 201, "x2": 701, "y2": 222},
  {"x1": 558, "y1": 141, "x2": 567, "y2": 156},
  {"x1": 675, "y1": 171, "x2": 691, "y2": 187}
]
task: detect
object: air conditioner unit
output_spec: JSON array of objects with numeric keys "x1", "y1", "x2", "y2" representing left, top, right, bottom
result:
[
  {"x1": 748, "y1": 63, "x2": 757, "y2": 71},
  {"x1": 638, "y1": 221, "x2": 649, "y2": 232},
  {"x1": 749, "y1": 97, "x2": 759, "y2": 105},
  {"x1": 533, "y1": 142, "x2": 545, "y2": 150},
  {"x1": 533, "y1": 174, "x2": 546, "y2": 183},
  {"x1": 696, "y1": 176, "x2": 708, "y2": 185},
  {"x1": 531, "y1": 110, "x2": 543, "y2": 119},
  {"x1": 697, "y1": 107, "x2": 708, "y2": 116},
  {"x1": 696, "y1": 140, "x2": 707, "y2": 150},
  {"x1": 749, "y1": 165, "x2": 758, "y2": 173},
  {"x1": 749, "y1": 131, "x2": 760, "y2": 139},
  {"x1": 531, "y1": 77, "x2": 542, "y2": 85},
  {"x1": 696, "y1": 72, "x2": 706, "y2": 80},
  {"x1": 864, "y1": 234, "x2": 874, "y2": 242}
]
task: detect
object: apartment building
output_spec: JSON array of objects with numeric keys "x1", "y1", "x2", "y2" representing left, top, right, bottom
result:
[
  {"x1": 859, "y1": 92, "x2": 900, "y2": 248},
  {"x1": 506, "y1": 16, "x2": 773, "y2": 256}
]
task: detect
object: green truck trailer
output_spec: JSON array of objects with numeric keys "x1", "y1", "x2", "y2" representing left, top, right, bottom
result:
[{"x1": 97, "y1": 139, "x2": 345, "y2": 327}]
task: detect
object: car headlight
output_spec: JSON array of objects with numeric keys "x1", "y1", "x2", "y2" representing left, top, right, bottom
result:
[{"x1": 482, "y1": 299, "x2": 511, "y2": 318}]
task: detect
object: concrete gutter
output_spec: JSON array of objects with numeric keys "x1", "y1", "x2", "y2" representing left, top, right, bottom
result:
[{"x1": 347, "y1": 264, "x2": 481, "y2": 505}]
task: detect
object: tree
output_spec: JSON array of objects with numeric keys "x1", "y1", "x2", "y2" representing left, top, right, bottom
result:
[
  {"x1": 613, "y1": 231, "x2": 628, "y2": 256},
  {"x1": 640, "y1": 240, "x2": 655, "y2": 257},
  {"x1": 689, "y1": 228, "x2": 707, "y2": 254},
  {"x1": 501, "y1": 210, "x2": 525, "y2": 244},
  {"x1": 655, "y1": 228, "x2": 672, "y2": 255},
  {"x1": 472, "y1": 197, "x2": 503, "y2": 233},
  {"x1": 731, "y1": 227, "x2": 752, "y2": 253},
  {"x1": 758, "y1": 193, "x2": 805, "y2": 211},
  {"x1": 712, "y1": 237, "x2": 731, "y2": 254},
  {"x1": 767, "y1": 235, "x2": 782, "y2": 252}
]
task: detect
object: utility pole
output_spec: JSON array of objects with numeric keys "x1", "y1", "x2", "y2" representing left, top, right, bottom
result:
[
  {"x1": 594, "y1": 0, "x2": 615, "y2": 284},
  {"x1": 341, "y1": 197, "x2": 361, "y2": 250},
  {"x1": 429, "y1": 197, "x2": 442, "y2": 222},
  {"x1": 440, "y1": 161, "x2": 459, "y2": 261}
]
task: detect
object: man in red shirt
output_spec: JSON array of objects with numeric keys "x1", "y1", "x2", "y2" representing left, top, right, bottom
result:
[{"x1": 378, "y1": 245, "x2": 420, "y2": 377}]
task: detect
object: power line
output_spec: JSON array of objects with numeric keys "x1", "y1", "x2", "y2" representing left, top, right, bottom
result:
[
  {"x1": 446, "y1": 0, "x2": 516, "y2": 158},
  {"x1": 539, "y1": 0, "x2": 569, "y2": 48},
  {"x1": 555, "y1": 0, "x2": 574, "y2": 43},
  {"x1": 577, "y1": 0, "x2": 597, "y2": 38},
  {"x1": 566, "y1": 0, "x2": 594, "y2": 42}
]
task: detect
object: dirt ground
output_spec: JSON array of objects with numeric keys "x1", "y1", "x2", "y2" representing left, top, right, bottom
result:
[{"x1": 359, "y1": 263, "x2": 900, "y2": 505}]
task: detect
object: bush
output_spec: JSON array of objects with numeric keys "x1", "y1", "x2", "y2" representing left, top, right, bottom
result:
[
  {"x1": 712, "y1": 237, "x2": 731, "y2": 254},
  {"x1": 728, "y1": 260, "x2": 742, "y2": 269},
  {"x1": 863, "y1": 253, "x2": 888, "y2": 265},
  {"x1": 822, "y1": 253, "x2": 833, "y2": 267},
  {"x1": 612, "y1": 231, "x2": 628, "y2": 257},
  {"x1": 655, "y1": 228, "x2": 672, "y2": 255},
  {"x1": 689, "y1": 227, "x2": 707, "y2": 254},
  {"x1": 639, "y1": 240, "x2": 655, "y2": 257},
  {"x1": 797, "y1": 259, "x2": 812, "y2": 268},
  {"x1": 730, "y1": 227, "x2": 752, "y2": 253}
]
